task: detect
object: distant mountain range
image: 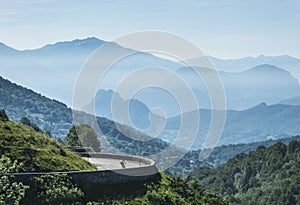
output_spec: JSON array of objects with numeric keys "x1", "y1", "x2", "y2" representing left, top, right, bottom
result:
[
  {"x1": 0, "y1": 75, "x2": 169, "y2": 154},
  {"x1": 173, "y1": 64, "x2": 300, "y2": 111},
  {"x1": 279, "y1": 96, "x2": 300, "y2": 106},
  {"x1": 209, "y1": 54, "x2": 300, "y2": 81},
  {"x1": 163, "y1": 102, "x2": 300, "y2": 149},
  {"x1": 1, "y1": 37, "x2": 300, "y2": 113},
  {"x1": 2, "y1": 74, "x2": 299, "y2": 148},
  {"x1": 1, "y1": 75, "x2": 300, "y2": 173},
  {"x1": 0, "y1": 38, "x2": 181, "y2": 106}
]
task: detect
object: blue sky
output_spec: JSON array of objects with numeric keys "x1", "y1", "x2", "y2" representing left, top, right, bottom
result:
[{"x1": 0, "y1": 0, "x2": 299, "y2": 58}]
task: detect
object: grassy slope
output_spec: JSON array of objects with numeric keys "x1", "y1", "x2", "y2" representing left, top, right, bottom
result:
[{"x1": 0, "y1": 120, "x2": 95, "y2": 172}]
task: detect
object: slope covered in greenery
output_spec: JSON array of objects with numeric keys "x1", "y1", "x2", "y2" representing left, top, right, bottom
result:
[
  {"x1": 0, "y1": 111, "x2": 95, "y2": 172},
  {"x1": 0, "y1": 76, "x2": 171, "y2": 157},
  {"x1": 168, "y1": 135, "x2": 300, "y2": 176},
  {"x1": 192, "y1": 140, "x2": 300, "y2": 205},
  {"x1": 113, "y1": 173, "x2": 228, "y2": 205},
  {"x1": 0, "y1": 76, "x2": 72, "y2": 138}
]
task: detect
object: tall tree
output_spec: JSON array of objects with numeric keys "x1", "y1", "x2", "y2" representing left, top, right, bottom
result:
[{"x1": 66, "y1": 124, "x2": 100, "y2": 152}]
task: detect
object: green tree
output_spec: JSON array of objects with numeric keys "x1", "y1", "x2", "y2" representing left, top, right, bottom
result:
[
  {"x1": 66, "y1": 124, "x2": 101, "y2": 152},
  {"x1": 19, "y1": 116, "x2": 31, "y2": 126},
  {"x1": 0, "y1": 156, "x2": 29, "y2": 204},
  {"x1": 0, "y1": 109, "x2": 9, "y2": 122},
  {"x1": 116, "y1": 174, "x2": 228, "y2": 205},
  {"x1": 33, "y1": 174, "x2": 84, "y2": 205},
  {"x1": 19, "y1": 116, "x2": 42, "y2": 132}
]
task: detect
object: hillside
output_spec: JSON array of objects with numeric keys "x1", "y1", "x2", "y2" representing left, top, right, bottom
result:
[
  {"x1": 0, "y1": 76, "x2": 171, "y2": 158},
  {"x1": 163, "y1": 103, "x2": 300, "y2": 148},
  {"x1": 192, "y1": 140, "x2": 300, "y2": 205},
  {"x1": 168, "y1": 135, "x2": 300, "y2": 176},
  {"x1": 0, "y1": 110, "x2": 95, "y2": 172},
  {"x1": 2, "y1": 75, "x2": 300, "y2": 166},
  {"x1": 0, "y1": 76, "x2": 72, "y2": 138}
]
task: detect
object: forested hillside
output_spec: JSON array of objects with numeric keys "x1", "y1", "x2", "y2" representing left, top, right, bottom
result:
[
  {"x1": 168, "y1": 135, "x2": 300, "y2": 176},
  {"x1": 0, "y1": 76, "x2": 172, "y2": 157},
  {"x1": 0, "y1": 76, "x2": 72, "y2": 138},
  {"x1": 193, "y1": 140, "x2": 300, "y2": 205}
]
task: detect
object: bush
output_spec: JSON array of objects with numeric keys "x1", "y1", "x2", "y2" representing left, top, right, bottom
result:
[
  {"x1": 32, "y1": 174, "x2": 85, "y2": 205},
  {"x1": 0, "y1": 156, "x2": 28, "y2": 204}
]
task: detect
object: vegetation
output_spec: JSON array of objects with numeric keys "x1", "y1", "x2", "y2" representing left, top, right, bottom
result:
[
  {"x1": 0, "y1": 114, "x2": 95, "y2": 172},
  {"x1": 168, "y1": 135, "x2": 300, "y2": 176},
  {"x1": 97, "y1": 117, "x2": 171, "y2": 156},
  {"x1": 0, "y1": 156, "x2": 28, "y2": 204},
  {"x1": 0, "y1": 76, "x2": 172, "y2": 157},
  {"x1": 192, "y1": 140, "x2": 300, "y2": 205},
  {"x1": 20, "y1": 172, "x2": 226, "y2": 205},
  {"x1": 0, "y1": 109, "x2": 8, "y2": 121},
  {"x1": 30, "y1": 174, "x2": 85, "y2": 205},
  {"x1": 19, "y1": 116, "x2": 42, "y2": 133},
  {"x1": 114, "y1": 173, "x2": 228, "y2": 205},
  {"x1": 66, "y1": 124, "x2": 101, "y2": 152},
  {"x1": 2, "y1": 76, "x2": 300, "y2": 204},
  {"x1": 0, "y1": 76, "x2": 72, "y2": 138}
]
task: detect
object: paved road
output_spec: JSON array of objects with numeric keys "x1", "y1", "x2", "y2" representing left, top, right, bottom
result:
[{"x1": 83, "y1": 157, "x2": 147, "y2": 170}]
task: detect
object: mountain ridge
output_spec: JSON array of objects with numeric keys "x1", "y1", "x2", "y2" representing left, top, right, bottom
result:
[{"x1": 162, "y1": 102, "x2": 300, "y2": 148}]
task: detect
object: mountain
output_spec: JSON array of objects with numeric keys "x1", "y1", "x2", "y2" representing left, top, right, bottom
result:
[
  {"x1": 176, "y1": 64, "x2": 300, "y2": 110},
  {"x1": 220, "y1": 64, "x2": 300, "y2": 109},
  {"x1": 0, "y1": 42, "x2": 18, "y2": 55},
  {"x1": 83, "y1": 89, "x2": 152, "y2": 130},
  {"x1": 163, "y1": 103, "x2": 300, "y2": 149},
  {"x1": 192, "y1": 140, "x2": 300, "y2": 205},
  {"x1": 0, "y1": 37, "x2": 182, "y2": 106},
  {"x1": 168, "y1": 135, "x2": 300, "y2": 176},
  {"x1": 1, "y1": 38, "x2": 300, "y2": 112},
  {"x1": 0, "y1": 75, "x2": 73, "y2": 138},
  {"x1": 0, "y1": 76, "x2": 172, "y2": 158},
  {"x1": 2, "y1": 66, "x2": 300, "y2": 151},
  {"x1": 31, "y1": 37, "x2": 105, "y2": 54},
  {"x1": 209, "y1": 55, "x2": 300, "y2": 81},
  {"x1": 279, "y1": 96, "x2": 300, "y2": 106},
  {"x1": 0, "y1": 109, "x2": 95, "y2": 172}
]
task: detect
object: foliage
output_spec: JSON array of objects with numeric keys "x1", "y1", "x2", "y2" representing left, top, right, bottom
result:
[
  {"x1": 0, "y1": 76, "x2": 73, "y2": 138},
  {"x1": 114, "y1": 173, "x2": 228, "y2": 205},
  {"x1": 32, "y1": 174, "x2": 84, "y2": 205},
  {"x1": 66, "y1": 124, "x2": 101, "y2": 152},
  {"x1": 192, "y1": 140, "x2": 300, "y2": 205},
  {"x1": 0, "y1": 156, "x2": 28, "y2": 205},
  {"x1": 0, "y1": 109, "x2": 9, "y2": 122},
  {"x1": 97, "y1": 117, "x2": 171, "y2": 156},
  {"x1": 0, "y1": 118, "x2": 95, "y2": 172},
  {"x1": 168, "y1": 135, "x2": 300, "y2": 176},
  {"x1": 0, "y1": 76, "x2": 172, "y2": 157},
  {"x1": 19, "y1": 116, "x2": 42, "y2": 132}
]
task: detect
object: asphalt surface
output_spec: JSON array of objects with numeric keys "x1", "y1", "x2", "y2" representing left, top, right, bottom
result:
[{"x1": 83, "y1": 157, "x2": 147, "y2": 170}]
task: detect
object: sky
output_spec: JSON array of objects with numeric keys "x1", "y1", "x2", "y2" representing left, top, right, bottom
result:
[{"x1": 0, "y1": 0, "x2": 299, "y2": 59}]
